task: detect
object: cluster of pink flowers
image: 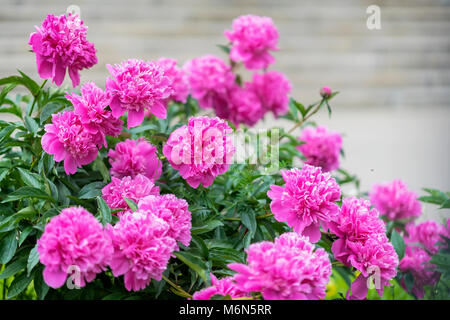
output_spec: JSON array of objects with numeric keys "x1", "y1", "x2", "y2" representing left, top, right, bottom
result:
[
  {"x1": 404, "y1": 220, "x2": 448, "y2": 255},
  {"x1": 369, "y1": 180, "x2": 422, "y2": 221},
  {"x1": 42, "y1": 81, "x2": 125, "y2": 175},
  {"x1": 267, "y1": 165, "x2": 341, "y2": 243},
  {"x1": 228, "y1": 233, "x2": 331, "y2": 300},
  {"x1": 329, "y1": 197, "x2": 398, "y2": 299},
  {"x1": 29, "y1": 14, "x2": 97, "y2": 87},
  {"x1": 101, "y1": 174, "x2": 160, "y2": 210},
  {"x1": 163, "y1": 116, "x2": 235, "y2": 188},
  {"x1": 297, "y1": 126, "x2": 343, "y2": 172},
  {"x1": 192, "y1": 274, "x2": 248, "y2": 300},
  {"x1": 158, "y1": 57, "x2": 190, "y2": 105},
  {"x1": 108, "y1": 138, "x2": 162, "y2": 181},
  {"x1": 225, "y1": 15, "x2": 279, "y2": 70},
  {"x1": 106, "y1": 59, "x2": 174, "y2": 128},
  {"x1": 37, "y1": 207, "x2": 112, "y2": 288}
]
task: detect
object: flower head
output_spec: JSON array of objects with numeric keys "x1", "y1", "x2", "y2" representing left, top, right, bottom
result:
[
  {"x1": 192, "y1": 274, "x2": 249, "y2": 300},
  {"x1": 225, "y1": 15, "x2": 279, "y2": 70},
  {"x1": 369, "y1": 180, "x2": 422, "y2": 221},
  {"x1": 163, "y1": 116, "x2": 235, "y2": 188},
  {"x1": 42, "y1": 110, "x2": 98, "y2": 175},
  {"x1": 67, "y1": 82, "x2": 123, "y2": 147},
  {"x1": 224, "y1": 85, "x2": 264, "y2": 127},
  {"x1": 183, "y1": 55, "x2": 235, "y2": 110},
  {"x1": 108, "y1": 138, "x2": 162, "y2": 181},
  {"x1": 137, "y1": 194, "x2": 192, "y2": 248},
  {"x1": 158, "y1": 57, "x2": 189, "y2": 104},
  {"x1": 108, "y1": 211, "x2": 177, "y2": 291},
  {"x1": 102, "y1": 174, "x2": 160, "y2": 210},
  {"x1": 246, "y1": 71, "x2": 291, "y2": 117},
  {"x1": 37, "y1": 207, "x2": 112, "y2": 288},
  {"x1": 106, "y1": 59, "x2": 173, "y2": 128},
  {"x1": 404, "y1": 220, "x2": 448, "y2": 255},
  {"x1": 320, "y1": 86, "x2": 332, "y2": 98},
  {"x1": 28, "y1": 14, "x2": 97, "y2": 87},
  {"x1": 297, "y1": 125, "x2": 342, "y2": 172},
  {"x1": 267, "y1": 165, "x2": 341, "y2": 242},
  {"x1": 229, "y1": 233, "x2": 331, "y2": 300}
]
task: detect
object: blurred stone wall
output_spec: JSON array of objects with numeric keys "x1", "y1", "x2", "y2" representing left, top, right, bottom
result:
[{"x1": 0, "y1": 0, "x2": 449, "y2": 221}]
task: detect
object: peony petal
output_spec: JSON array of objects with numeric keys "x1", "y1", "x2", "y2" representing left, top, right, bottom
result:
[
  {"x1": 64, "y1": 156, "x2": 77, "y2": 175},
  {"x1": 109, "y1": 95, "x2": 124, "y2": 118},
  {"x1": 52, "y1": 58, "x2": 66, "y2": 86},
  {"x1": 68, "y1": 67, "x2": 80, "y2": 87},
  {"x1": 43, "y1": 267, "x2": 67, "y2": 289},
  {"x1": 150, "y1": 101, "x2": 167, "y2": 119},
  {"x1": 127, "y1": 110, "x2": 145, "y2": 128},
  {"x1": 302, "y1": 223, "x2": 321, "y2": 243},
  {"x1": 350, "y1": 274, "x2": 369, "y2": 300}
]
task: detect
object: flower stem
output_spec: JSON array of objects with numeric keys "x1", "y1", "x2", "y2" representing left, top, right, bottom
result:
[
  {"x1": 282, "y1": 98, "x2": 325, "y2": 140},
  {"x1": 28, "y1": 79, "x2": 47, "y2": 117},
  {"x1": 162, "y1": 274, "x2": 192, "y2": 298}
]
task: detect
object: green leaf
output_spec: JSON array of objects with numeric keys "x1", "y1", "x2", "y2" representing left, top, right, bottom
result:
[
  {"x1": 97, "y1": 196, "x2": 112, "y2": 225},
  {"x1": 78, "y1": 181, "x2": 105, "y2": 199},
  {"x1": 18, "y1": 226, "x2": 33, "y2": 246},
  {"x1": 39, "y1": 102, "x2": 61, "y2": 125},
  {"x1": 27, "y1": 245, "x2": 40, "y2": 276},
  {"x1": 0, "y1": 83, "x2": 18, "y2": 105},
  {"x1": 92, "y1": 158, "x2": 110, "y2": 183},
  {"x1": 390, "y1": 230, "x2": 405, "y2": 260},
  {"x1": 191, "y1": 219, "x2": 224, "y2": 235},
  {"x1": 404, "y1": 272, "x2": 414, "y2": 293},
  {"x1": 123, "y1": 197, "x2": 138, "y2": 212},
  {"x1": 24, "y1": 116, "x2": 39, "y2": 135},
  {"x1": 0, "y1": 98, "x2": 22, "y2": 119},
  {"x1": 217, "y1": 44, "x2": 231, "y2": 54},
  {"x1": 6, "y1": 272, "x2": 33, "y2": 299},
  {"x1": 0, "y1": 125, "x2": 15, "y2": 145},
  {"x1": 289, "y1": 98, "x2": 306, "y2": 118},
  {"x1": 240, "y1": 210, "x2": 257, "y2": 237},
  {"x1": 0, "y1": 230, "x2": 18, "y2": 264},
  {"x1": 17, "y1": 70, "x2": 40, "y2": 96},
  {"x1": 33, "y1": 269, "x2": 49, "y2": 300},
  {"x1": 0, "y1": 257, "x2": 27, "y2": 279},
  {"x1": 17, "y1": 168, "x2": 43, "y2": 189},
  {"x1": 174, "y1": 251, "x2": 207, "y2": 282},
  {"x1": 2, "y1": 186, "x2": 54, "y2": 203}
]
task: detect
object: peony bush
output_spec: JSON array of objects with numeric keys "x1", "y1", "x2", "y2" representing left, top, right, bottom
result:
[{"x1": 0, "y1": 12, "x2": 448, "y2": 301}]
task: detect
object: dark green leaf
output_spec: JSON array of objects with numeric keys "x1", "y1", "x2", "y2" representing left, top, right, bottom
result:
[
  {"x1": 24, "y1": 116, "x2": 39, "y2": 135},
  {"x1": 17, "y1": 168, "x2": 43, "y2": 189},
  {"x1": 40, "y1": 102, "x2": 62, "y2": 125},
  {"x1": 78, "y1": 181, "x2": 105, "y2": 199},
  {"x1": 27, "y1": 245, "x2": 39, "y2": 276},
  {"x1": 33, "y1": 269, "x2": 49, "y2": 300},
  {"x1": 123, "y1": 197, "x2": 138, "y2": 212},
  {"x1": 390, "y1": 230, "x2": 405, "y2": 260},
  {"x1": 174, "y1": 251, "x2": 207, "y2": 282},
  {"x1": 0, "y1": 230, "x2": 18, "y2": 264},
  {"x1": 191, "y1": 219, "x2": 224, "y2": 235},
  {"x1": 240, "y1": 210, "x2": 257, "y2": 237},
  {"x1": 6, "y1": 272, "x2": 33, "y2": 299},
  {"x1": 2, "y1": 186, "x2": 54, "y2": 203},
  {"x1": 0, "y1": 257, "x2": 27, "y2": 279},
  {"x1": 97, "y1": 196, "x2": 112, "y2": 225}
]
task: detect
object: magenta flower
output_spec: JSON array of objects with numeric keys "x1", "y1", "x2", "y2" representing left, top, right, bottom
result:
[
  {"x1": 67, "y1": 82, "x2": 123, "y2": 147},
  {"x1": 158, "y1": 57, "x2": 189, "y2": 104},
  {"x1": 297, "y1": 125, "x2": 343, "y2": 172},
  {"x1": 108, "y1": 138, "x2": 162, "y2": 181},
  {"x1": 163, "y1": 116, "x2": 235, "y2": 188},
  {"x1": 108, "y1": 211, "x2": 177, "y2": 291},
  {"x1": 37, "y1": 207, "x2": 112, "y2": 289},
  {"x1": 369, "y1": 180, "x2": 422, "y2": 221},
  {"x1": 267, "y1": 165, "x2": 341, "y2": 243},
  {"x1": 246, "y1": 71, "x2": 292, "y2": 117},
  {"x1": 192, "y1": 274, "x2": 249, "y2": 300},
  {"x1": 223, "y1": 85, "x2": 264, "y2": 127},
  {"x1": 404, "y1": 220, "x2": 448, "y2": 255},
  {"x1": 28, "y1": 14, "x2": 97, "y2": 87},
  {"x1": 102, "y1": 174, "x2": 160, "y2": 210},
  {"x1": 346, "y1": 233, "x2": 398, "y2": 300},
  {"x1": 320, "y1": 86, "x2": 332, "y2": 98},
  {"x1": 106, "y1": 59, "x2": 173, "y2": 128},
  {"x1": 399, "y1": 246, "x2": 440, "y2": 298},
  {"x1": 229, "y1": 233, "x2": 331, "y2": 300},
  {"x1": 137, "y1": 194, "x2": 191, "y2": 248},
  {"x1": 225, "y1": 15, "x2": 279, "y2": 70},
  {"x1": 183, "y1": 55, "x2": 235, "y2": 110},
  {"x1": 41, "y1": 111, "x2": 98, "y2": 175}
]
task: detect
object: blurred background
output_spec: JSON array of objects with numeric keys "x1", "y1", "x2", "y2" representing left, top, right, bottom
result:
[{"x1": 0, "y1": 0, "x2": 449, "y2": 220}]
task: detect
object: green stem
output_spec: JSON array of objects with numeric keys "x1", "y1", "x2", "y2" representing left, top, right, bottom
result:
[
  {"x1": 281, "y1": 98, "x2": 325, "y2": 140},
  {"x1": 162, "y1": 274, "x2": 192, "y2": 298},
  {"x1": 28, "y1": 79, "x2": 47, "y2": 117}
]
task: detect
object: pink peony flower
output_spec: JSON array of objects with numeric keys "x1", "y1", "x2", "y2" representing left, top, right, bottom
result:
[
  {"x1": 37, "y1": 207, "x2": 112, "y2": 288},
  {"x1": 67, "y1": 82, "x2": 123, "y2": 147},
  {"x1": 223, "y1": 85, "x2": 264, "y2": 127},
  {"x1": 163, "y1": 116, "x2": 235, "y2": 188},
  {"x1": 108, "y1": 211, "x2": 177, "y2": 291},
  {"x1": 399, "y1": 246, "x2": 440, "y2": 298},
  {"x1": 41, "y1": 110, "x2": 98, "y2": 175},
  {"x1": 225, "y1": 15, "x2": 279, "y2": 70},
  {"x1": 369, "y1": 180, "x2": 422, "y2": 221},
  {"x1": 137, "y1": 194, "x2": 192, "y2": 248},
  {"x1": 297, "y1": 125, "x2": 343, "y2": 172},
  {"x1": 28, "y1": 14, "x2": 97, "y2": 87},
  {"x1": 267, "y1": 165, "x2": 341, "y2": 243},
  {"x1": 320, "y1": 86, "x2": 332, "y2": 98},
  {"x1": 106, "y1": 59, "x2": 173, "y2": 128},
  {"x1": 228, "y1": 233, "x2": 331, "y2": 300},
  {"x1": 102, "y1": 174, "x2": 160, "y2": 210},
  {"x1": 192, "y1": 273, "x2": 249, "y2": 300},
  {"x1": 158, "y1": 57, "x2": 189, "y2": 104},
  {"x1": 346, "y1": 233, "x2": 399, "y2": 300},
  {"x1": 183, "y1": 55, "x2": 235, "y2": 110},
  {"x1": 108, "y1": 138, "x2": 162, "y2": 181},
  {"x1": 404, "y1": 220, "x2": 448, "y2": 255},
  {"x1": 246, "y1": 71, "x2": 292, "y2": 117}
]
